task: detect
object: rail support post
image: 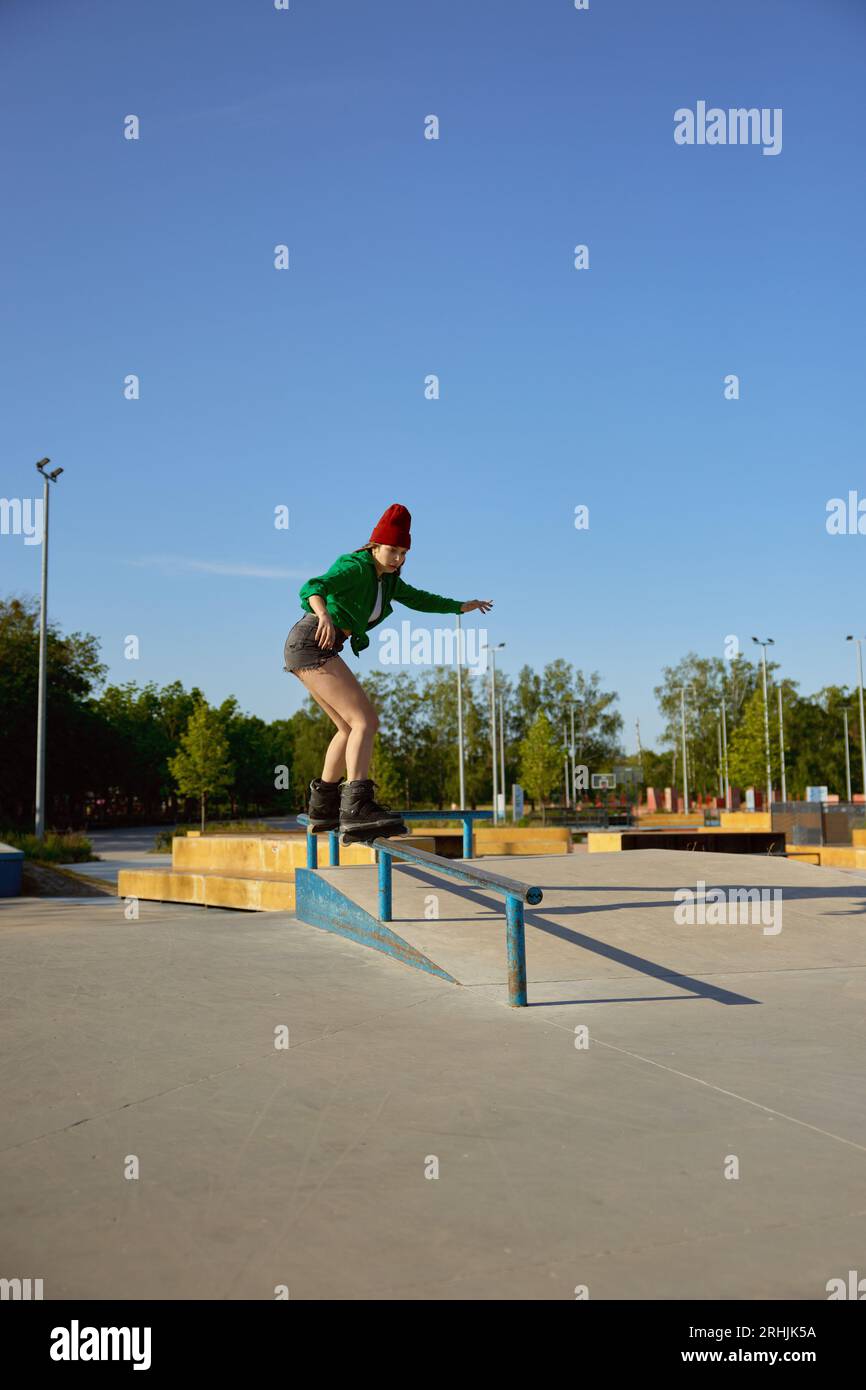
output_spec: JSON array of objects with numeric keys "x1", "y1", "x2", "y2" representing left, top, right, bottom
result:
[
  {"x1": 306, "y1": 831, "x2": 318, "y2": 869},
  {"x1": 377, "y1": 849, "x2": 392, "y2": 922},
  {"x1": 505, "y1": 893, "x2": 527, "y2": 1007},
  {"x1": 462, "y1": 815, "x2": 473, "y2": 859},
  {"x1": 328, "y1": 830, "x2": 340, "y2": 866}
]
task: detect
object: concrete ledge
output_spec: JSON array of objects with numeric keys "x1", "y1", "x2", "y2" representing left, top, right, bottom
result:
[
  {"x1": 720, "y1": 812, "x2": 773, "y2": 831},
  {"x1": 171, "y1": 833, "x2": 434, "y2": 874}
]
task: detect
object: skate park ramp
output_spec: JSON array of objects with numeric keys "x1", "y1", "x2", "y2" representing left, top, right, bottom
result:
[{"x1": 300, "y1": 848, "x2": 866, "y2": 1005}]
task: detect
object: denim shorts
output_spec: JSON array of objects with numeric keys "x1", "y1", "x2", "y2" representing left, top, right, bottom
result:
[{"x1": 283, "y1": 612, "x2": 348, "y2": 676}]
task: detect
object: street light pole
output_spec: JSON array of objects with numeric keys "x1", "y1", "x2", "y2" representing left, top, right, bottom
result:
[
  {"x1": 489, "y1": 654, "x2": 497, "y2": 826},
  {"x1": 843, "y1": 708, "x2": 852, "y2": 803},
  {"x1": 569, "y1": 702, "x2": 577, "y2": 810},
  {"x1": 777, "y1": 685, "x2": 787, "y2": 803},
  {"x1": 499, "y1": 693, "x2": 506, "y2": 821},
  {"x1": 721, "y1": 695, "x2": 730, "y2": 810},
  {"x1": 455, "y1": 615, "x2": 465, "y2": 809},
  {"x1": 34, "y1": 458, "x2": 63, "y2": 838},
  {"x1": 752, "y1": 637, "x2": 775, "y2": 810},
  {"x1": 484, "y1": 643, "x2": 505, "y2": 824},
  {"x1": 673, "y1": 687, "x2": 690, "y2": 814},
  {"x1": 846, "y1": 636, "x2": 866, "y2": 801}
]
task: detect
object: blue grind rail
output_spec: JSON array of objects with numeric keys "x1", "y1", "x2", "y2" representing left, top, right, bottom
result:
[
  {"x1": 298, "y1": 808, "x2": 493, "y2": 862},
  {"x1": 373, "y1": 839, "x2": 541, "y2": 1007},
  {"x1": 294, "y1": 821, "x2": 543, "y2": 1007}
]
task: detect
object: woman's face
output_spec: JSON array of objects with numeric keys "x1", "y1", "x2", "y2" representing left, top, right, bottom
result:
[{"x1": 373, "y1": 544, "x2": 407, "y2": 572}]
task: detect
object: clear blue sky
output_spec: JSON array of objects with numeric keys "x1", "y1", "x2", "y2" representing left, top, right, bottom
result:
[{"x1": 2, "y1": 0, "x2": 864, "y2": 750}]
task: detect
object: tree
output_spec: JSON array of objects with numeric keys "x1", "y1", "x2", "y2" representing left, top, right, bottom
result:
[
  {"x1": 727, "y1": 688, "x2": 780, "y2": 791},
  {"x1": 571, "y1": 669, "x2": 624, "y2": 771},
  {"x1": 655, "y1": 653, "x2": 763, "y2": 797},
  {"x1": 0, "y1": 594, "x2": 106, "y2": 827},
  {"x1": 518, "y1": 713, "x2": 562, "y2": 824},
  {"x1": 168, "y1": 703, "x2": 235, "y2": 831}
]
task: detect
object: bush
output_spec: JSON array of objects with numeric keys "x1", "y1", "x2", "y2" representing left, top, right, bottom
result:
[{"x1": 1, "y1": 829, "x2": 95, "y2": 863}]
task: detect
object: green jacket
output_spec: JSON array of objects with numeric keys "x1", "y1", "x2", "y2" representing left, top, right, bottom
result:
[{"x1": 299, "y1": 549, "x2": 464, "y2": 656}]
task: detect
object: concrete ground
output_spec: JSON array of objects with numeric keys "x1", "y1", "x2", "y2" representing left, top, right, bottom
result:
[{"x1": 1, "y1": 847, "x2": 865, "y2": 1300}]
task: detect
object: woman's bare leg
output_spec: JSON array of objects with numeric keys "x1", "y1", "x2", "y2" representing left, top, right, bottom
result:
[
  {"x1": 299, "y1": 684, "x2": 351, "y2": 781},
  {"x1": 295, "y1": 657, "x2": 379, "y2": 781}
]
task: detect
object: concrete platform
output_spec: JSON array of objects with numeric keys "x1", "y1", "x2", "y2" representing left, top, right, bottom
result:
[
  {"x1": 1, "y1": 848, "x2": 866, "y2": 1301},
  {"x1": 308, "y1": 848, "x2": 866, "y2": 998},
  {"x1": 117, "y1": 833, "x2": 435, "y2": 913}
]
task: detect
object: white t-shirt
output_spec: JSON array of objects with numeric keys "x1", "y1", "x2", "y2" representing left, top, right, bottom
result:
[{"x1": 369, "y1": 581, "x2": 383, "y2": 624}]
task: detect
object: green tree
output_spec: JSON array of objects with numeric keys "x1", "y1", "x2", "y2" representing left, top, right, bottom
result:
[
  {"x1": 571, "y1": 669, "x2": 624, "y2": 771},
  {"x1": 0, "y1": 594, "x2": 106, "y2": 827},
  {"x1": 168, "y1": 703, "x2": 235, "y2": 831},
  {"x1": 655, "y1": 653, "x2": 763, "y2": 797},
  {"x1": 518, "y1": 712, "x2": 562, "y2": 824},
  {"x1": 727, "y1": 688, "x2": 780, "y2": 791}
]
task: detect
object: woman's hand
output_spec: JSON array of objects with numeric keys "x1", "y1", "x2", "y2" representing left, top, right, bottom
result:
[
  {"x1": 461, "y1": 600, "x2": 493, "y2": 615},
  {"x1": 315, "y1": 612, "x2": 337, "y2": 648},
  {"x1": 308, "y1": 596, "x2": 337, "y2": 648}
]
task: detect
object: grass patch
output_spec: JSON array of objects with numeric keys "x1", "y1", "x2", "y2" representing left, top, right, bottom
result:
[
  {"x1": 1, "y1": 829, "x2": 95, "y2": 863},
  {"x1": 152, "y1": 821, "x2": 289, "y2": 852}
]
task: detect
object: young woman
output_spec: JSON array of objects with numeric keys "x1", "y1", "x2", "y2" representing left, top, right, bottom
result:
[{"x1": 284, "y1": 503, "x2": 492, "y2": 838}]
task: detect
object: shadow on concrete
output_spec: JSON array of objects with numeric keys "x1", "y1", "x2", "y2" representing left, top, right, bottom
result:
[{"x1": 393, "y1": 865, "x2": 760, "y2": 1006}]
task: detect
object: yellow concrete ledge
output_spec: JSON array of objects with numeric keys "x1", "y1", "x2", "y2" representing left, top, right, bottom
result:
[
  {"x1": 853, "y1": 829, "x2": 866, "y2": 847},
  {"x1": 118, "y1": 867, "x2": 297, "y2": 911},
  {"x1": 784, "y1": 847, "x2": 822, "y2": 866},
  {"x1": 637, "y1": 813, "x2": 703, "y2": 827},
  {"x1": 171, "y1": 833, "x2": 434, "y2": 874},
  {"x1": 587, "y1": 832, "x2": 624, "y2": 853},
  {"x1": 118, "y1": 869, "x2": 206, "y2": 906},
  {"x1": 813, "y1": 846, "x2": 866, "y2": 870},
  {"x1": 119, "y1": 835, "x2": 439, "y2": 912},
  {"x1": 785, "y1": 845, "x2": 866, "y2": 869},
  {"x1": 719, "y1": 812, "x2": 773, "y2": 831}
]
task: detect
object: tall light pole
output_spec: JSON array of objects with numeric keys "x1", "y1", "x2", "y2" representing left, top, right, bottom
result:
[
  {"x1": 499, "y1": 693, "x2": 506, "y2": 821},
  {"x1": 721, "y1": 695, "x2": 730, "y2": 810},
  {"x1": 483, "y1": 643, "x2": 505, "y2": 824},
  {"x1": 455, "y1": 614, "x2": 465, "y2": 809},
  {"x1": 673, "y1": 686, "x2": 690, "y2": 813},
  {"x1": 777, "y1": 685, "x2": 787, "y2": 803},
  {"x1": 562, "y1": 722, "x2": 570, "y2": 809},
  {"x1": 843, "y1": 707, "x2": 852, "y2": 803},
  {"x1": 569, "y1": 702, "x2": 577, "y2": 809},
  {"x1": 751, "y1": 637, "x2": 774, "y2": 810},
  {"x1": 846, "y1": 636, "x2": 866, "y2": 801},
  {"x1": 34, "y1": 458, "x2": 64, "y2": 838}
]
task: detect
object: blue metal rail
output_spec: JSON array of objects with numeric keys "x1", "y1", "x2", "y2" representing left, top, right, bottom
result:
[
  {"x1": 295, "y1": 813, "x2": 542, "y2": 1005},
  {"x1": 298, "y1": 808, "x2": 494, "y2": 864},
  {"x1": 373, "y1": 838, "x2": 541, "y2": 1008}
]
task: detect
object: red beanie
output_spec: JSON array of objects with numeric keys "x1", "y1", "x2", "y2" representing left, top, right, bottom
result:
[{"x1": 369, "y1": 503, "x2": 412, "y2": 550}]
